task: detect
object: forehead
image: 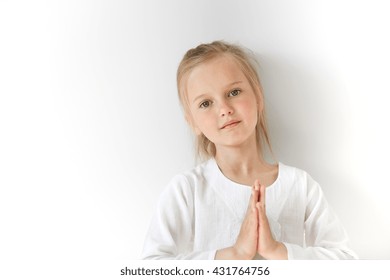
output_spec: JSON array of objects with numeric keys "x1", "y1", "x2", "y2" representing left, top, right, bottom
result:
[{"x1": 186, "y1": 55, "x2": 247, "y2": 96}]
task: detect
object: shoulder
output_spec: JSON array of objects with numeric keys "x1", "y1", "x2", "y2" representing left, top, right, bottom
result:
[
  {"x1": 169, "y1": 159, "x2": 212, "y2": 186},
  {"x1": 278, "y1": 162, "x2": 321, "y2": 194},
  {"x1": 279, "y1": 162, "x2": 311, "y2": 183},
  {"x1": 162, "y1": 159, "x2": 214, "y2": 197}
]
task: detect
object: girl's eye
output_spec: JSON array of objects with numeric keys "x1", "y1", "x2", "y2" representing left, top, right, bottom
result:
[
  {"x1": 200, "y1": 100, "x2": 211, "y2": 108},
  {"x1": 228, "y1": 89, "x2": 241, "y2": 97}
]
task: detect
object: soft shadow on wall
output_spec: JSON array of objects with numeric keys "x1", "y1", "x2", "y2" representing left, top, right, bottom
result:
[{"x1": 257, "y1": 52, "x2": 390, "y2": 259}]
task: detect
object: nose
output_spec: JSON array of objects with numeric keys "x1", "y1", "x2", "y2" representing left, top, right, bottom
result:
[{"x1": 219, "y1": 101, "x2": 234, "y2": 117}]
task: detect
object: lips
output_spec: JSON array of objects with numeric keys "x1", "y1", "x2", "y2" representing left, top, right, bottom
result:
[{"x1": 221, "y1": 120, "x2": 240, "y2": 129}]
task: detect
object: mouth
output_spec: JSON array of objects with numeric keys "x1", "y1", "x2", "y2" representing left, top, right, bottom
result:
[{"x1": 221, "y1": 120, "x2": 240, "y2": 129}]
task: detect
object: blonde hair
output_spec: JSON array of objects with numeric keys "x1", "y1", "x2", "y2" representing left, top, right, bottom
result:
[{"x1": 177, "y1": 41, "x2": 273, "y2": 160}]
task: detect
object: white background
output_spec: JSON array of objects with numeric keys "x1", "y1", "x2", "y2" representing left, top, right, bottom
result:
[{"x1": 1, "y1": 0, "x2": 389, "y2": 270}]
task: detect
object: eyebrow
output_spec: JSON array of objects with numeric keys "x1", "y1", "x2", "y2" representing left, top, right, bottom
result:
[{"x1": 192, "y1": 81, "x2": 243, "y2": 104}]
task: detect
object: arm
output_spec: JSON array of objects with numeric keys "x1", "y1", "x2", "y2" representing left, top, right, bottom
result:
[
  {"x1": 142, "y1": 175, "x2": 216, "y2": 259},
  {"x1": 143, "y1": 175, "x2": 268, "y2": 260},
  {"x1": 283, "y1": 175, "x2": 358, "y2": 259}
]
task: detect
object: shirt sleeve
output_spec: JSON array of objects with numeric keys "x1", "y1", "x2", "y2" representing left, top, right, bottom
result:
[
  {"x1": 283, "y1": 174, "x2": 358, "y2": 259},
  {"x1": 141, "y1": 175, "x2": 217, "y2": 260}
]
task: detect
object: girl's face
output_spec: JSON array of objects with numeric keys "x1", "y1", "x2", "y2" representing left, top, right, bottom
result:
[{"x1": 186, "y1": 55, "x2": 260, "y2": 150}]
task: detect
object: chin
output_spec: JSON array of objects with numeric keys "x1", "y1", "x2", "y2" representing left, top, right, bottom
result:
[{"x1": 220, "y1": 138, "x2": 250, "y2": 148}]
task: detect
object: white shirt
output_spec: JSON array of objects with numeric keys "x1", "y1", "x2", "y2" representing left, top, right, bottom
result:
[{"x1": 142, "y1": 159, "x2": 357, "y2": 260}]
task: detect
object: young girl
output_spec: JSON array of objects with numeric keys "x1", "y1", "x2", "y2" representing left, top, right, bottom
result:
[{"x1": 141, "y1": 41, "x2": 357, "y2": 260}]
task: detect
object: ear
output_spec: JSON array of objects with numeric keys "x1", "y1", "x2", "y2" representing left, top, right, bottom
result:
[{"x1": 185, "y1": 114, "x2": 202, "y2": 136}]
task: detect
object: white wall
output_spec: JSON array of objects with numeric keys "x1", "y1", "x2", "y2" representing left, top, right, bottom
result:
[{"x1": 1, "y1": 1, "x2": 389, "y2": 271}]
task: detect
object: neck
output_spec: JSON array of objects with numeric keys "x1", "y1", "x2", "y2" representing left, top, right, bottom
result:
[
  {"x1": 214, "y1": 133, "x2": 267, "y2": 177},
  {"x1": 213, "y1": 132, "x2": 278, "y2": 187}
]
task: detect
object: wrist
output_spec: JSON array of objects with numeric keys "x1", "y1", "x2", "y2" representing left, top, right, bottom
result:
[
  {"x1": 232, "y1": 245, "x2": 254, "y2": 260},
  {"x1": 215, "y1": 246, "x2": 254, "y2": 260},
  {"x1": 262, "y1": 242, "x2": 288, "y2": 260}
]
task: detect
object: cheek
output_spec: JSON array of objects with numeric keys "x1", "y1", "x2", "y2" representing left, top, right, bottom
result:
[
  {"x1": 195, "y1": 113, "x2": 220, "y2": 138},
  {"x1": 196, "y1": 113, "x2": 214, "y2": 130},
  {"x1": 239, "y1": 99, "x2": 258, "y2": 118},
  {"x1": 190, "y1": 111, "x2": 211, "y2": 133}
]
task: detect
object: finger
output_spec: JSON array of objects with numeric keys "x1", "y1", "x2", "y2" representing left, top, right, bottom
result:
[
  {"x1": 254, "y1": 179, "x2": 260, "y2": 201},
  {"x1": 255, "y1": 201, "x2": 264, "y2": 222},
  {"x1": 256, "y1": 201, "x2": 267, "y2": 227},
  {"x1": 251, "y1": 181, "x2": 260, "y2": 208},
  {"x1": 255, "y1": 201, "x2": 261, "y2": 212},
  {"x1": 249, "y1": 186, "x2": 256, "y2": 211},
  {"x1": 259, "y1": 184, "x2": 266, "y2": 210},
  {"x1": 255, "y1": 179, "x2": 260, "y2": 191}
]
